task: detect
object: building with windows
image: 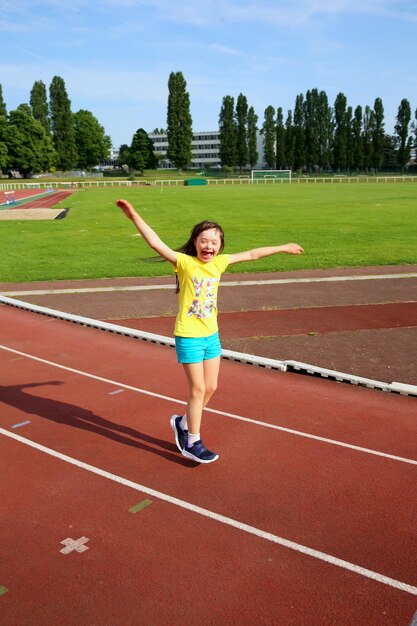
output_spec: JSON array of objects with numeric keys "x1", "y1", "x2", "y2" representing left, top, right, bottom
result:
[
  {"x1": 107, "y1": 131, "x2": 267, "y2": 170},
  {"x1": 148, "y1": 131, "x2": 222, "y2": 169}
]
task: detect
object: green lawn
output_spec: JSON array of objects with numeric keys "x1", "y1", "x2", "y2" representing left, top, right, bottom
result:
[{"x1": 1, "y1": 182, "x2": 416, "y2": 282}]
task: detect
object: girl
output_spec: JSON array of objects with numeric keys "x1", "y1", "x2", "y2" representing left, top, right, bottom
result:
[{"x1": 116, "y1": 198, "x2": 303, "y2": 464}]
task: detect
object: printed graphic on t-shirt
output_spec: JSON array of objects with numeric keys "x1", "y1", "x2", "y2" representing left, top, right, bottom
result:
[{"x1": 187, "y1": 277, "x2": 219, "y2": 319}]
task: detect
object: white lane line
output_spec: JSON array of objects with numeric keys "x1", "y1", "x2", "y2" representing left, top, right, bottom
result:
[
  {"x1": 0, "y1": 344, "x2": 416, "y2": 466},
  {"x1": 1, "y1": 427, "x2": 416, "y2": 597},
  {"x1": 2, "y1": 272, "x2": 417, "y2": 296}
]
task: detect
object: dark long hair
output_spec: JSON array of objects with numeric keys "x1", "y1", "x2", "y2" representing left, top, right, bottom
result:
[{"x1": 175, "y1": 220, "x2": 225, "y2": 293}]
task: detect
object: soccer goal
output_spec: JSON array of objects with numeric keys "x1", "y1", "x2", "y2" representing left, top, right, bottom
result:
[{"x1": 251, "y1": 169, "x2": 292, "y2": 184}]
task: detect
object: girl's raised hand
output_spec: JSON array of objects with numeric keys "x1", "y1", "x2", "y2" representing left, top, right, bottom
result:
[{"x1": 116, "y1": 199, "x2": 136, "y2": 220}]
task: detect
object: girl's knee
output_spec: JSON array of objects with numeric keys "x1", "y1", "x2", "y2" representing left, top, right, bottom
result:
[
  {"x1": 205, "y1": 381, "x2": 217, "y2": 398},
  {"x1": 189, "y1": 382, "x2": 206, "y2": 399}
]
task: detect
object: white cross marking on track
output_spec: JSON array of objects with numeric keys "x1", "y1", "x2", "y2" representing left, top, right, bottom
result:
[{"x1": 60, "y1": 536, "x2": 89, "y2": 555}]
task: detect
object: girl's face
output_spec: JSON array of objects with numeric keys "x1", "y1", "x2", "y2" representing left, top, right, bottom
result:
[{"x1": 194, "y1": 228, "x2": 222, "y2": 263}]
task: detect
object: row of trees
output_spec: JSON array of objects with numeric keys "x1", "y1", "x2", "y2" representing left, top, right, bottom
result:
[
  {"x1": 1, "y1": 70, "x2": 416, "y2": 175},
  {"x1": 119, "y1": 71, "x2": 417, "y2": 174},
  {"x1": 0, "y1": 77, "x2": 111, "y2": 177},
  {"x1": 145, "y1": 72, "x2": 417, "y2": 173},
  {"x1": 219, "y1": 90, "x2": 416, "y2": 173}
]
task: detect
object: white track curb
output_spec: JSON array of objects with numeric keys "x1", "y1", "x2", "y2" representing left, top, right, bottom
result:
[{"x1": 1, "y1": 295, "x2": 416, "y2": 397}]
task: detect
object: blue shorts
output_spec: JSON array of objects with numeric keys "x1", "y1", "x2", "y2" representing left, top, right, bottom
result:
[{"x1": 175, "y1": 332, "x2": 222, "y2": 364}]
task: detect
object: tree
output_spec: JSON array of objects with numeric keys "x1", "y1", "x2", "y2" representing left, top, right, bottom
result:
[
  {"x1": 0, "y1": 87, "x2": 7, "y2": 171},
  {"x1": 372, "y1": 97, "x2": 385, "y2": 171},
  {"x1": 293, "y1": 94, "x2": 305, "y2": 171},
  {"x1": 383, "y1": 135, "x2": 397, "y2": 169},
  {"x1": 30, "y1": 80, "x2": 50, "y2": 134},
  {"x1": 262, "y1": 105, "x2": 276, "y2": 168},
  {"x1": 317, "y1": 90, "x2": 333, "y2": 170},
  {"x1": 0, "y1": 114, "x2": 8, "y2": 171},
  {"x1": 6, "y1": 104, "x2": 56, "y2": 177},
  {"x1": 303, "y1": 89, "x2": 320, "y2": 171},
  {"x1": 351, "y1": 105, "x2": 364, "y2": 171},
  {"x1": 394, "y1": 98, "x2": 412, "y2": 170},
  {"x1": 129, "y1": 128, "x2": 157, "y2": 173},
  {"x1": 235, "y1": 93, "x2": 248, "y2": 170},
  {"x1": 362, "y1": 105, "x2": 375, "y2": 172},
  {"x1": 247, "y1": 106, "x2": 258, "y2": 169},
  {"x1": 0, "y1": 84, "x2": 7, "y2": 118},
  {"x1": 166, "y1": 71, "x2": 193, "y2": 169},
  {"x1": 73, "y1": 109, "x2": 111, "y2": 169},
  {"x1": 49, "y1": 75, "x2": 78, "y2": 170},
  {"x1": 118, "y1": 144, "x2": 130, "y2": 168},
  {"x1": 333, "y1": 92, "x2": 348, "y2": 171},
  {"x1": 285, "y1": 110, "x2": 295, "y2": 170},
  {"x1": 275, "y1": 107, "x2": 286, "y2": 169},
  {"x1": 346, "y1": 106, "x2": 353, "y2": 171},
  {"x1": 219, "y1": 95, "x2": 236, "y2": 167},
  {"x1": 414, "y1": 108, "x2": 417, "y2": 158}
]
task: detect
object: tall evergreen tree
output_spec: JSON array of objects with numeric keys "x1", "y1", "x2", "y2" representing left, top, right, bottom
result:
[
  {"x1": 333, "y1": 92, "x2": 348, "y2": 171},
  {"x1": 293, "y1": 94, "x2": 305, "y2": 171},
  {"x1": 73, "y1": 109, "x2": 111, "y2": 169},
  {"x1": 0, "y1": 84, "x2": 7, "y2": 118},
  {"x1": 285, "y1": 110, "x2": 295, "y2": 170},
  {"x1": 49, "y1": 75, "x2": 78, "y2": 170},
  {"x1": 0, "y1": 84, "x2": 7, "y2": 172},
  {"x1": 166, "y1": 71, "x2": 193, "y2": 169},
  {"x1": 0, "y1": 114, "x2": 8, "y2": 171},
  {"x1": 30, "y1": 80, "x2": 50, "y2": 134},
  {"x1": 414, "y1": 108, "x2": 417, "y2": 158},
  {"x1": 317, "y1": 90, "x2": 333, "y2": 170},
  {"x1": 262, "y1": 105, "x2": 276, "y2": 168},
  {"x1": 235, "y1": 93, "x2": 248, "y2": 170},
  {"x1": 219, "y1": 95, "x2": 236, "y2": 167},
  {"x1": 362, "y1": 105, "x2": 375, "y2": 172},
  {"x1": 346, "y1": 106, "x2": 353, "y2": 171},
  {"x1": 351, "y1": 105, "x2": 364, "y2": 171},
  {"x1": 394, "y1": 98, "x2": 412, "y2": 170},
  {"x1": 275, "y1": 107, "x2": 286, "y2": 169},
  {"x1": 303, "y1": 89, "x2": 320, "y2": 171},
  {"x1": 383, "y1": 135, "x2": 397, "y2": 169},
  {"x1": 372, "y1": 97, "x2": 385, "y2": 171},
  {"x1": 247, "y1": 106, "x2": 258, "y2": 169}
]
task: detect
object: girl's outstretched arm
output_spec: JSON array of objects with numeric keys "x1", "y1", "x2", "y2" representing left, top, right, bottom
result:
[
  {"x1": 228, "y1": 243, "x2": 304, "y2": 265},
  {"x1": 116, "y1": 199, "x2": 177, "y2": 265}
]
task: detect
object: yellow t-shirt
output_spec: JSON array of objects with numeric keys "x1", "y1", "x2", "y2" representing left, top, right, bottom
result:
[{"x1": 174, "y1": 252, "x2": 230, "y2": 337}]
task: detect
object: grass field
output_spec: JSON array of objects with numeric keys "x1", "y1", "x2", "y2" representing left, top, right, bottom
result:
[{"x1": 0, "y1": 182, "x2": 416, "y2": 282}]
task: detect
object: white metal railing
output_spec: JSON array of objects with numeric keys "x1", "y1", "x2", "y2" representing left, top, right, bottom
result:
[{"x1": 1, "y1": 176, "x2": 417, "y2": 191}]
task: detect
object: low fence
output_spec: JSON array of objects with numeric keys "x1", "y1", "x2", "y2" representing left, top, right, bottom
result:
[{"x1": 1, "y1": 175, "x2": 417, "y2": 191}]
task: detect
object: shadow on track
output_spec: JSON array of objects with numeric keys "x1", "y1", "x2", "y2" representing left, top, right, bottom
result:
[{"x1": 0, "y1": 381, "x2": 192, "y2": 466}]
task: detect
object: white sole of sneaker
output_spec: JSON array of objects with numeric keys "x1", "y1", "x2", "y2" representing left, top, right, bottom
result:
[
  {"x1": 181, "y1": 448, "x2": 219, "y2": 464},
  {"x1": 170, "y1": 414, "x2": 184, "y2": 452}
]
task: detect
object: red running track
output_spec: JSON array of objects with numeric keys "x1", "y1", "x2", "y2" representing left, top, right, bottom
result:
[
  {"x1": 0, "y1": 304, "x2": 416, "y2": 625},
  {"x1": 1, "y1": 188, "x2": 74, "y2": 209}
]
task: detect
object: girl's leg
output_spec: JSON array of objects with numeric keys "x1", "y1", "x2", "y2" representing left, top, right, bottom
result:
[
  {"x1": 182, "y1": 361, "x2": 206, "y2": 437},
  {"x1": 182, "y1": 356, "x2": 221, "y2": 436},
  {"x1": 203, "y1": 356, "x2": 221, "y2": 407}
]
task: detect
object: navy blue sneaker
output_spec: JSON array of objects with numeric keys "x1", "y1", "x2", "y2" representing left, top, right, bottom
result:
[
  {"x1": 182, "y1": 440, "x2": 219, "y2": 464},
  {"x1": 170, "y1": 415, "x2": 188, "y2": 452}
]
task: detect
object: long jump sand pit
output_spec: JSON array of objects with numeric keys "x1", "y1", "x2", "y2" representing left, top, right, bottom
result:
[{"x1": 0, "y1": 208, "x2": 68, "y2": 220}]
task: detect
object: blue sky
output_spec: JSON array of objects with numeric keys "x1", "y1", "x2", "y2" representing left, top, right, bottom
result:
[{"x1": 1, "y1": 0, "x2": 416, "y2": 148}]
